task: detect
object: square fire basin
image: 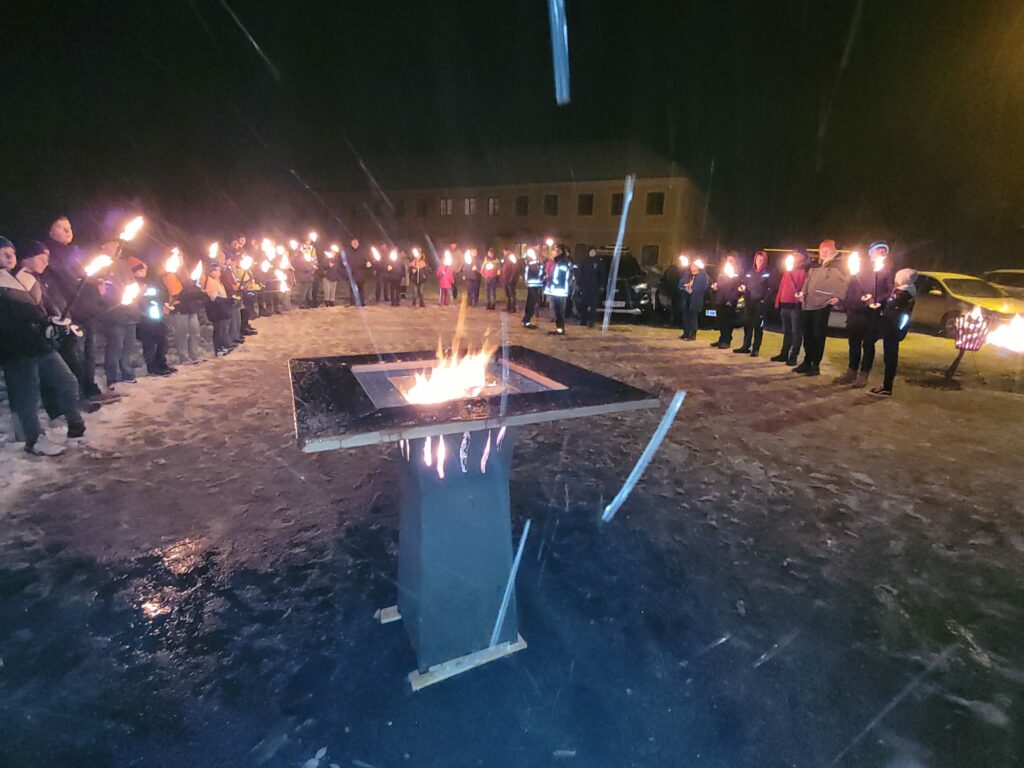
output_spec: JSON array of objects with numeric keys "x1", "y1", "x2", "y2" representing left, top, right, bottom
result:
[{"x1": 288, "y1": 345, "x2": 660, "y2": 451}]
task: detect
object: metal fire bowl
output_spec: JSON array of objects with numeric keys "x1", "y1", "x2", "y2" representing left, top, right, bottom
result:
[{"x1": 288, "y1": 346, "x2": 659, "y2": 452}]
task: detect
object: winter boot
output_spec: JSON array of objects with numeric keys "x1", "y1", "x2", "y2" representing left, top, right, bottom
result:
[
  {"x1": 26, "y1": 435, "x2": 65, "y2": 456},
  {"x1": 832, "y1": 368, "x2": 857, "y2": 385},
  {"x1": 852, "y1": 371, "x2": 869, "y2": 388}
]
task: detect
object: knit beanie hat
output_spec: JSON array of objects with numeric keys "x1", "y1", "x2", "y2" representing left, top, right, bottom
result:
[
  {"x1": 17, "y1": 239, "x2": 49, "y2": 262},
  {"x1": 0, "y1": 236, "x2": 13, "y2": 251},
  {"x1": 895, "y1": 268, "x2": 918, "y2": 295}
]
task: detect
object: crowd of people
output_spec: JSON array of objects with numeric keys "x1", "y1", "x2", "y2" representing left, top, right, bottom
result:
[
  {"x1": 0, "y1": 214, "x2": 918, "y2": 458},
  {"x1": 665, "y1": 238, "x2": 918, "y2": 397}
]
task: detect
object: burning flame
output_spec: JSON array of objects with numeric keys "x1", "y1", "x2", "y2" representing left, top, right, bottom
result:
[
  {"x1": 526, "y1": 248, "x2": 536, "y2": 260},
  {"x1": 847, "y1": 251, "x2": 861, "y2": 276},
  {"x1": 412, "y1": 247, "x2": 420, "y2": 257},
  {"x1": 390, "y1": 249, "x2": 398, "y2": 262},
  {"x1": 261, "y1": 239, "x2": 275, "y2": 259},
  {"x1": 120, "y1": 282, "x2": 140, "y2": 305},
  {"x1": 274, "y1": 268, "x2": 290, "y2": 292},
  {"x1": 308, "y1": 231, "x2": 318, "y2": 243},
  {"x1": 785, "y1": 253, "x2": 796, "y2": 272},
  {"x1": 987, "y1": 314, "x2": 1024, "y2": 353},
  {"x1": 404, "y1": 344, "x2": 497, "y2": 405},
  {"x1": 119, "y1": 215, "x2": 144, "y2": 242},
  {"x1": 208, "y1": 242, "x2": 219, "y2": 260},
  {"x1": 464, "y1": 249, "x2": 472, "y2": 264},
  {"x1": 873, "y1": 254, "x2": 886, "y2": 272},
  {"x1": 289, "y1": 239, "x2": 299, "y2": 250},
  {"x1": 694, "y1": 258, "x2": 705, "y2": 270},
  {"x1": 443, "y1": 251, "x2": 453, "y2": 266},
  {"x1": 508, "y1": 254, "x2": 517, "y2": 264},
  {"x1": 723, "y1": 261, "x2": 737, "y2": 279},
  {"x1": 371, "y1": 246, "x2": 382, "y2": 262},
  {"x1": 678, "y1": 254, "x2": 689, "y2": 267},
  {"x1": 190, "y1": 261, "x2": 203, "y2": 283},
  {"x1": 330, "y1": 243, "x2": 340, "y2": 253},
  {"x1": 260, "y1": 259, "x2": 272, "y2": 273},
  {"x1": 239, "y1": 255, "x2": 253, "y2": 271},
  {"x1": 84, "y1": 253, "x2": 113, "y2": 277},
  {"x1": 164, "y1": 248, "x2": 182, "y2": 274},
  {"x1": 279, "y1": 252, "x2": 292, "y2": 270},
  {"x1": 545, "y1": 237, "x2": 555, "y2": 247}
]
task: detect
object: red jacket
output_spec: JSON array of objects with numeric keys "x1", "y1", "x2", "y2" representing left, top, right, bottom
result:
[{"x1": 775, "y1": 268, "x2": 807, "y2": 307}]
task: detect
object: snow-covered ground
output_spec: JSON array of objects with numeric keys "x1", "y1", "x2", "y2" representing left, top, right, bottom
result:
[{"x1": 1, "y1": 302, "x2": 1022, "y2": 767}]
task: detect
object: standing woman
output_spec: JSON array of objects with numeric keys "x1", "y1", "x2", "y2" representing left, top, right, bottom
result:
[
  {"x1": 678, "y1": 259, "x2": 709, "y2": 341},
  {"x1": 709, "y1": 252, "x2": 741, "y2": 349},
  {"x1": 771, "y1": 251, "x2": 807, "y2": 365},
  {"x1": 409, "y1": 248, "x2": 429, "y2": 307},
  {"x1": 436, "y1": 252, "x2": 455, "y2": 306},
  {"x1": 202, "y1": 262, "x2": 234, "y2": 356},
  {"x1": 501, "y1": 251, "x2": 519, "y2": 312}
]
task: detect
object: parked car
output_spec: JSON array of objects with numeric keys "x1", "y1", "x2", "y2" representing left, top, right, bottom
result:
[
  {"x1": 982, "y1": 269, "x2": 1024, "y2": 300},
  {"x1": 577, "y1": 247, "x2": 654, "y2": 322},
  {"x1": 913, "y1": 271, "x2": 1024, "y2": 336}
]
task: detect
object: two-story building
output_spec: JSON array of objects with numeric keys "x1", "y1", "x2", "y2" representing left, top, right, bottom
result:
[{"x1": 326, "y1": 142, "x2": 707, "y2": 268}]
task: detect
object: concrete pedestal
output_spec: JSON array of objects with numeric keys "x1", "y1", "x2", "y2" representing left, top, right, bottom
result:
[{"x1": 396, "y1": 428, "x2": 519, "y2": 673}]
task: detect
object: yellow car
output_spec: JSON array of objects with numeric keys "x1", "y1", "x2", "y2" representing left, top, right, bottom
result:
[{"x1": 914, "y1": 271, "x2": 1024, "y2": 336}]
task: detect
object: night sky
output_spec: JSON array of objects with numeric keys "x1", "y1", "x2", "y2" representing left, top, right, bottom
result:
[{"x1": 2, "y1": 0, "x2": 1023, "y2": 264}]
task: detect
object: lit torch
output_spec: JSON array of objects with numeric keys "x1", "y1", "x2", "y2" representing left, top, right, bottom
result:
[
  {"x1": 84, "y1": 253, "x2": 113, "y2": 277},
  {"x1": 289, "y1": 239, "x2": 299, "y2": 251},
  {"x1": 164, "y1": 248, "x2": 182, "y2": 274},
  {"x1": 274, "y1": 268, "x2": 290, "y2": 293},
  {"x1": 119, "y1": 215, "x2": 145, "y2": 243},
  {"x1": 260, "y1": 259, "x2": 272, "y2": 273},
  {"x1": 723, "y1": 261, "x2": 737, "y2": 279},
  {"x1": 190, "y1": 260, "x2": 203, "y2": 285},
  {"x1": 208, "y1": 242, "x2": 219, "y2": 260},
  {"x1": 987, "y1": 314, "x2": 1024, "y2": 354},
  {"x1": 330, "y1": 244, "x2": 340, "y2": 254},
  {"x1": 372, "y1": 246, "x2": 382, "y2": 262},
  {"x1": 308, "y1": 231, "x2": 318, "y2": 243},
  {"x1": 678, "y1": 254, "x2": 689, "y2": 268},
  {"x1": 847, "y1": 251, "x2": 861, "y2": 276},
  {"x1": 785, "y1": 253, "x2": 796, "y2": 273},
  {"x1": 239, "y1": 255, "x2": 254, "y2": 271},
  {"x1": 120, "y1": 282, "x2": 141, "y2": 306}
]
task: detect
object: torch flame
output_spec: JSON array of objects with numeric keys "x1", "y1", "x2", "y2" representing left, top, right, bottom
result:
[
  {"x1": 443, "y1": 251, "x2": 452, "y2": 266},
  {"x1": 308, "y1": 231, "x2": 318, "y2": 243},
  {"x1": 260, "y1": 259, "x2": 271, "y2": 273},
  {"x1": 987, "y1": 314, "x2": 1024, "y2": 353},
  {"x1": 120, "y1": 282, "x2": 140, "y2": 306},
  {"x1": 847, "y1": 251, "x2": 861, "y2": 276},
  {"x1": 164, "y1": 248, "x2": 182, "y2": 274},
  {"x1": 279, "y1": 252, "x2": 292, "y2": 270},
  {"x1": 390, "y1": 249, "x2": 398, "y2": 262},
  {"x1": 723, "y1": 261, "x2": 737, "y2": 279},
  {"x1": 371, "y1": 246, "x2": 382, "y2": 262},
  {"x1": 289, "y1": 239, "x2": 299, "y2": 250},
  {"x1": 119, "y1": 215, "x2": 145, "y2": 242},
  {"x1": 190, "y1": 261, "x2": 203, "y2": 284},
  {"x1": 274, "y1": 268, "x2": 290, "y2": 292},
  {"x1": 330, "y1": 243, "x2": 340, "y2": 253},
  {"x1": 508, "y1": 254, "x2": 517, "y2": 264},
  {"x1": 84, "y1": 253, "x2": 113, "y2": 277},
  {"x1": 239, "y1": 255, "x2": 253, "y2": 271},
  {"x1": 678, "y1": 254, "x2": 689, "y2": 267},
  {"x1": 526, "y1": 248, "x2": 536, "y2": 260},
  {"x1": 873, "y1": 254, "x2": 886, "y2": 272},
  {"x1": 261, "y1": 239, "x2": 275, "y2": 259},
  {"x1": 412, "y1": 247, "x2": 420, "y2": 257},
  {"x1": 785, "y1": 254, "x2": 796, "y2": 272},
  {"x1": 545, "y1": 237, "x2": 555, "y2": 247},
  {"x1": 694, "y1": 258, "x2": 705, "y2": 270},
  {"x1": 208, "y1": 242, "x2": 219, "y2": 260},
  {"x1": 464, "y1": 249, "x2": 472, "y2": 264},
  {"x1": 275, "y1": 245, "x2": 286, "y2": 257}
]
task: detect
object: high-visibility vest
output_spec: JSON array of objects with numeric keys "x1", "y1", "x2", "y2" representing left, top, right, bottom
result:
[
  {"x1": 524, "y1": 261, "x2": 545, "y2": 287},
  {"x1": 544, "y1": 260, "x2": 571, "y2": 298}
]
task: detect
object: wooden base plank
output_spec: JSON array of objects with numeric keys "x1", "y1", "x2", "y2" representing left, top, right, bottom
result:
[
  {"x1": 374, "y1": 605, "x2": 402, "y2": 624},
  {"x1": 407, "y1": 634, "x2": 527, "y2": 692}
]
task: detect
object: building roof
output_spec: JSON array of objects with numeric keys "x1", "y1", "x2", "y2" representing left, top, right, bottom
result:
[{"x1": 350, "y1": 142, "x2": 688, "y2": 191}]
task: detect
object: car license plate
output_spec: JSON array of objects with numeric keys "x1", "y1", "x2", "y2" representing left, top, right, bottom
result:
[
  {"x1": 604, "y1": 300, "x2": 625, "y2": 308},
  {"x1": 705, "y1": 308, "x2": 717, "y2": 317}
]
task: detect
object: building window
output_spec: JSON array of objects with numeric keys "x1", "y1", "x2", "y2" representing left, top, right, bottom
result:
[
  {"x1": 515, "y1": 195, "x2": 529, "y2": 216},
  {"x1": 611, "y1": 192, "x2": 624, "y2": 216},
  {"x1": 488, "y1": 196, "x2": 500, "y2": 216},
  {"x1": 463, "y1": 197, "x2": 477, "y2": 216},
  {"x1": 394, "y1": 198, "x2": 406, "y2": 218},
  {"x1": 416, "y1": 198, "x2": 428, "y2": 217},
  {"x1": 640, "y1": 244, "x2": 661, "y2": 267},
  {"x1": 543, "y1": 194, "x2": 559, "y2": 216},
  {"x1": 439, "y1": 197, "x2": 453, "y2": 216},
  {"x1": 577, "y1": 193, "x2": 594, "y2": 216},
  {"x1": 646, "y1": 191, "x2": 665, "y2": 215}
]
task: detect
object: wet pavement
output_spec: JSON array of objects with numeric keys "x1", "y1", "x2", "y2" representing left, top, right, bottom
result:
[{"x1": 2, "y1": 303, "x2": 1023, "y2": 767}]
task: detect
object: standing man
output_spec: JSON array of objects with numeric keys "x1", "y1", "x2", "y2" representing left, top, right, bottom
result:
[
  {"x1": 794, "y1": 239, "x2": 849, "y2": 376},
  {"x1": 575, "y1": 247, "x2": 605, "y2": 328},
  {"x1": 871, "y1": 268, "x2": 917, "y2": 397},
  {"x1": 387, "y1": 249, "x2": 403, "y2": 306},
  {"x1": 481, "y1": 249, "x2": 500, "y2": 310},
  {"x1": 679, "y1": 259, "x2": 709, "y2": 341},
  {"x1": 321, "y1": 246, "x2": 342, "y2": 307},
  {"x1": 41, "y1": 215, "x2": 112, "y2": 404},
  {"x1": 294, "y1": 241, "x2": 317, "y2": 308},
  {"x1": 835, "y1": 242, "x2": 894, "y2": 387},
  {"x1": 709, "y1": 252, "x2": 741, "y2": 349},
  {"x1": 544, "y1": 244, "x2": 573, "y2": 336},
  {"x1": 463, "y1": 249, "x2": 481, "y2": 307},
  {"x1": 735, "y1": 250, "x2": 774, "y2": 356},
  {"x1": 771, "y1": 252, "x2": 807, "y2": 365},
  {"x1": 2, "y1": 239, "x2": 87, "y2": 454},
  {"x1": 521, "y1": 249, "x2": 545, "y2": 328},
  {"x1": 501, "y1": 251, "x2": 519, "y2": 312},
  {"x1": 409, "y1": 248, "x2": 429, "y2": 307},
  {"x1": 348, "y1": 239, "x2": 367, "y2": 306},
  {"x1": 101, "y1": 254, "x2": 144, "y2": 387}
]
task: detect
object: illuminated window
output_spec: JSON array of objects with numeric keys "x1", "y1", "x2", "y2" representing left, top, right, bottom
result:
[
  {"x1": 464, "y1": 197, "x2": 477, "y2": 216},
  {"x1": 439, "y1": 197, "x2": 453, "y2": 216},
  {"x1": 488, "y1": 196, "x2": 500, "y2": 216}
]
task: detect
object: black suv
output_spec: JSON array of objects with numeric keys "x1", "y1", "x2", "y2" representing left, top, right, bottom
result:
[{"x1": 573, "y1": 247, "x2": 654, "y2": 322}]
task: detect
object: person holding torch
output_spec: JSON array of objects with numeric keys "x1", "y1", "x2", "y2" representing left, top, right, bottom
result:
[
  {"x1": 709, "y1": 252, "x2": 741, "y2": 349},
  {"x1": 771, "y1": 251, "x2": 808, "y2": 365},
  {"x1": 163, "y1": 249, "x2": 206, "y2": 365},
  {"x1": 794, "y1": 238, "x2": 849, "y2": 376},
  {"x1": 835, "y1": 242, "x2": 894, "y2": 387}
]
